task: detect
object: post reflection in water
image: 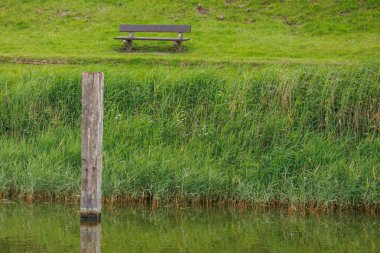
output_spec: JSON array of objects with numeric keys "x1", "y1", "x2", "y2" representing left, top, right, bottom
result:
[
  {"x1": 80, "y1": 222, "x2": 101, "y2": 253},
  {"x1": 0, "y1": 204, "x2": 379, "y2": 253}
]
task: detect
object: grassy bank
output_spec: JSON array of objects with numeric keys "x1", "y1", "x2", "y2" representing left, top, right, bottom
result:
[
  {"x1": 0, "y1": 0, "x2": 379, "y2": 64},
  {"x1": 0, "y1": 63, "x2": 379, "y2": 210}
]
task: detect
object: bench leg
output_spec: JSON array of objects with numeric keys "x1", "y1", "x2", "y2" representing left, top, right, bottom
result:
[
  {"x1": 174, "y1": 41, "x2": 183, "y2": 52},
  {"x1": 123, "y1": 40, "x2": 133, "y2": 52}
]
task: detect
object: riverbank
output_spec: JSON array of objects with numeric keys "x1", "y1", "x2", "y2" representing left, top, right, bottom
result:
[
  {"x1": 1, "y1": 193, "x2": 379, "y2": 214},
  {"x1": 0, "y1": 63, "x2": 379, "y2": 212}
]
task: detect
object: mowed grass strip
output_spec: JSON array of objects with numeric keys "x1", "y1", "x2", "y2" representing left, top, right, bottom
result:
[{"x1": 0, "y1": 0, "x2": 379, "y2": 64}]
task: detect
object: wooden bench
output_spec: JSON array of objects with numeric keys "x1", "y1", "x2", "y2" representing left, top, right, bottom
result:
[{"x1": 114, "y1": 24, "x2": 191, "y2": 52}]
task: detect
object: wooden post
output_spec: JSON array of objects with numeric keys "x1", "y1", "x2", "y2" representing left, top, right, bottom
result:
[
  {"x1": 81, "y1": 72, "x2": 104, "y2": 222},
  {"x1": 80, "y1": 223, "x2": 101, "y2": 253}
]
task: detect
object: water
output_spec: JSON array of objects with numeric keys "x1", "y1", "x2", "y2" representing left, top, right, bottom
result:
[{"x1": 0, "y1": 202, "x2": 378, "y2": 253}]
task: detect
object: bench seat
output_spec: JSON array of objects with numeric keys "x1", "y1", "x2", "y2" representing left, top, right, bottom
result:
[{"x1": 114, "y1": 36, "x2": 190, "y2": 41}]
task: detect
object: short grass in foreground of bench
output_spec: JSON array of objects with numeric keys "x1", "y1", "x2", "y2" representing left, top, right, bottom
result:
[{"x1": 114, "y1": 24, "x2": 191, "y2": 52}]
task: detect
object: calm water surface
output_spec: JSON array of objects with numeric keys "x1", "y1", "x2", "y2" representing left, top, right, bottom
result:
[{"x1": 0, "y1": 202, "x2": 378, "y2": 253}]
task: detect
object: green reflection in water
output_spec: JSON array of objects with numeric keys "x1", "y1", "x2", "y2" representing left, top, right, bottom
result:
[{"x1": 0, "y1": 203, "x2": 378, "y2": 253}]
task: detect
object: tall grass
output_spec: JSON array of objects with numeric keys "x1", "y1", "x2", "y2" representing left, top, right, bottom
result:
[{"x1": 0, "y1": 64, "x2": 379, "y2": 209}]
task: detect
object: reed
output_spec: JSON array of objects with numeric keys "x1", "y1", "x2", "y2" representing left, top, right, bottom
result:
[{"x1": 0, "y1": 63, "x2": 379, "y2": 210}]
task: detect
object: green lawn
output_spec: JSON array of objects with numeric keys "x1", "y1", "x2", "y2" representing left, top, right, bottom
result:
[{"x1": 0, "y1": 0, "x2": 379, "y2": 64}]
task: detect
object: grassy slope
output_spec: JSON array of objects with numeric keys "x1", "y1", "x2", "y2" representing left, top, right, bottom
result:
[
  {"x1": 0, "y1": 0, "x2": 379, "y2": 208},
  {"x1": 0, "y1": 63, "x2": 379, "y2": 207},
  {"x1": 0, "y1": 0, "x2": 379, "y2": 64}
]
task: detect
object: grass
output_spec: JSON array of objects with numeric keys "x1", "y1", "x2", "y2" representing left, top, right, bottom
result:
[
  {"x1": 0, "y1": 63, "x2": 379, "y2": 210},
  {"x1": 0, "y1": 0, "x2": 379, "y2": 210},
  {"x1": 0, "y1": 0, "x2": 379, "y2": 64}
]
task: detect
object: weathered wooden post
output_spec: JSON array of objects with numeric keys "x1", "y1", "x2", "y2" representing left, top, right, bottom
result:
[{"x1": 81, "y1": 72, "x2": 104, "y2": 222}]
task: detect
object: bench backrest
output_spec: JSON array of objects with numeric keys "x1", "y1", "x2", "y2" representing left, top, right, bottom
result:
[{"x1": 120, "y1": 24, "x2": 191, "y2": 33}]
